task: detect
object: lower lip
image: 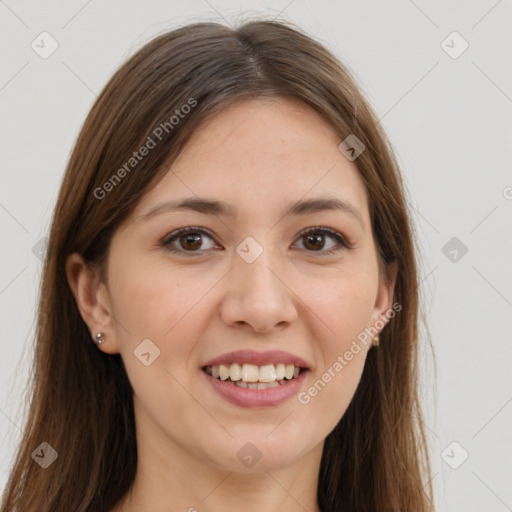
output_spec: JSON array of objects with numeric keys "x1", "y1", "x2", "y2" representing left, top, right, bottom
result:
[{"x1": 202, "y1": 369, "x2": 308, "y2": 408}]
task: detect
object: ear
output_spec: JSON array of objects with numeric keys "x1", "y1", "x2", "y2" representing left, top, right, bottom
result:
[
  {"x1": 370, "y1": 260, "x2": 398, "y2": 336},
  {"x1": 65, "y1": 253, "x2": 120, "y2": 354}
]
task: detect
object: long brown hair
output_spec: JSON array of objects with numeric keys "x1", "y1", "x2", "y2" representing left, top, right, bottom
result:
[{"x1": 1, "y1": 18, "x2": 435, "y2": 512}]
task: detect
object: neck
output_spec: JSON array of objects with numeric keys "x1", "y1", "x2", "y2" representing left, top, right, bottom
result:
[
  {"x1": 119, "y1": 459, "x2": 322, "y2": 512},
  {"x1": 111, "y1": 412, "x2": 323, "y2": 512}
]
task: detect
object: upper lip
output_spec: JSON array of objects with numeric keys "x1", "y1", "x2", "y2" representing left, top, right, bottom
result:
[{"x1": 202, "y1": 350, "x2": 311, "y2": 369}]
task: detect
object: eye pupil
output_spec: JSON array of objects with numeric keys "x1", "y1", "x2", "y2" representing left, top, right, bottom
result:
[
  {"x1": 304, "y1": 233, "x2": 324, "y2": 251},
  {"x1": 181, "y1": 233, "x2": 202, "y2": 250}
]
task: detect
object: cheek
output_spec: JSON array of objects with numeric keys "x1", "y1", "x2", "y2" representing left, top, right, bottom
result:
[
  {"x1": 109, "y1": 257, "x2": 215, "y2": 342},
  {"x1": 296, "y1": 266, "x2": 375, "y2": 415},
  {"x1": 111, "y1": 265, "x2": 211, "y2": 422},
  {"x1": 108, "y1": 262, "x2": 231, "y2": 416},
  {"x1": 304, "y1": 264, "x2": 377, "y2": 348}
]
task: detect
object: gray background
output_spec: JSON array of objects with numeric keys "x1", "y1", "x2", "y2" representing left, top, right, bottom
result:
[{"x1": 1, "y1": 1, "x2": 511, "y2": 510}]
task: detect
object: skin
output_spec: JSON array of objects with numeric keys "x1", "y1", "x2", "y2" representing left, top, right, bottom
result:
[{"x1": 66, "y1": 97, "x2": 397, "y2": 512}]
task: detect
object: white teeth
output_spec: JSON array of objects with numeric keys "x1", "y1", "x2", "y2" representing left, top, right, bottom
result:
[
  {"x1": 229, "y1": 363, "x2": 242, "y2": 381},
  {"x1": 219, "y1": 364, "x2": 230, "y2": 381},
  {"x1": 257, "y1": 382, "x2": 279, "y2": 389},
  {"x1": 241, "y1": 364, "x2": 260, "y2": 382},
  {"x1": 259, "y1": 364, "x2": 277, "y2": 382},
  {"x1": 284, "y1": 364, "x2": 295, "y2": 380},
  {"x1": 234, "y1": 380, "x2": 279, "y2": 389},
  {"x1": 275, "y1": 363, "x2": 286, "y2": 380},
  {"x1": 205, "y1": 362, "x2": 304, "y2": 384}
]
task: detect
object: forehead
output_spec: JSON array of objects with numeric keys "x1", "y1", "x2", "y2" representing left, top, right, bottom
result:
[{"x1": 133, "y1": 97, "x2": 369, "y2": 224}]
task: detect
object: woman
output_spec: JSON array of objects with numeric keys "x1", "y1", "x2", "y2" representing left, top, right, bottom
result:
[{"x1": 1, "y1": 18, "x2": 435, "y2": 512}]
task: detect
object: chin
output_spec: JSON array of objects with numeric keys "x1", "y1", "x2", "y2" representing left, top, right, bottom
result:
[{"x1": 204, "y1": 430, "x2": 314, "y2": 473}]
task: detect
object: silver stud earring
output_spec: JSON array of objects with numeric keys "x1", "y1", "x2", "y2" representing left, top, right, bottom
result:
[{"x1": 94, "y1": 332, "x2": 105, "y2": 345}]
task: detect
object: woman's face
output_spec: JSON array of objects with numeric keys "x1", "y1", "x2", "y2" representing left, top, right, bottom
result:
[{"x1": 95, "y1": 98, "x2": 395, "y2": 472}]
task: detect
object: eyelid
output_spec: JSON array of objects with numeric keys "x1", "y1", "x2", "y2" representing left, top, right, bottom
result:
[
  {"x1": 161, "y1": 225, "x2": 352, "y2": 255},
  {"x1": 296, "y1": 226, "x2": 352, "y2": 251},
  {"x1": 161, "y1": 226, "x2": 218, "y2": 250}
]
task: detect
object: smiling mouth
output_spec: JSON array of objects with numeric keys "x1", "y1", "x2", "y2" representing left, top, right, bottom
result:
[{"x1": 202, "y1": 363, "x2": 307, "y2": 389}]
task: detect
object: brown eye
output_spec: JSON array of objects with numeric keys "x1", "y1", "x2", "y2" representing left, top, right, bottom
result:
[
  {"x1": 162, "y1": 226, "x2": 350, "y2": 257},
  {"x1": 179, "y1": 233, "x2": 203, "y2": 251},
  {"x1": 162, "y1": 227, "x2": 217, "y2": 254},
  {"x1": 303, "y1": 232, "x2": 325, "y2": 251},
  {"x1": 295, "y1": 227, "x2": 349, "y2": 255}
]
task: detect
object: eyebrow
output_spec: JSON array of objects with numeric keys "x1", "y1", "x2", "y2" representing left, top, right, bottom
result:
[{"x1": 140, "y1": 196, "x2": 364, "y2": 228}]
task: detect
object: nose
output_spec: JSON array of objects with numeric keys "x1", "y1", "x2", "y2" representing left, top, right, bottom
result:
[{"x1": 218, "y1": 246, "x2": 298, "y2": 334}]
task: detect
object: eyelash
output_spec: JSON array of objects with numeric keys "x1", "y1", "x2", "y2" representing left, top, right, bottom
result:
[{"x1": 161, "y1": 226, "x2": 352, "y2": 257}]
